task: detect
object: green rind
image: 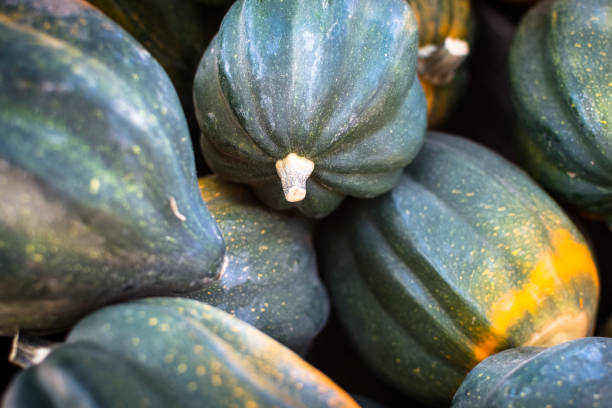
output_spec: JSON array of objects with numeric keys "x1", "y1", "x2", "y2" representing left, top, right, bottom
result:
[
  {"x1": 194, "y1": 0, "x2": 426, "y2": 218},
  {"x1": 86, "y1": 0, "x2": 222, "y2": 129},
  {"x1": 190, "y1": 176, "x2": 329, "y2": 354},
  {"x1": 3, "y1": 298, "x2": 358, "y2": 408},
  {"x1": 0, "y1": 0, "x2": 224, "y2": 335},
  {"x1": 452, "y1": 337, "x2": 612, "y2": 407},
  {"x1": 510, "y1": 0, "x2": 612, "y2": 221},
  {"x1": 319, "y1": 132, "x2": 599, "y2": 404}
]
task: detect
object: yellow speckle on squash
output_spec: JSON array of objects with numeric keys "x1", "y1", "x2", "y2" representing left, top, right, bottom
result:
[
  {"x1": 196, "y1": 365, "x2": 206, "y2": 376},
  {"x1": 211, "y1": 374, "x2": 222, "y2": 386},
  {"x1": 148, "y1": 317, "x2": 158, "y2": 326},
  {"x1": 177, "y1": 363, "x2": 188, "y2": 374},
  {"x1": 89, "y1": 178, "x2": 100, "y2": 194}
]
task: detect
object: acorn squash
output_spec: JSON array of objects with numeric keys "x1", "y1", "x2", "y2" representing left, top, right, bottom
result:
[
  {"x1": 2, "y1": 298, "x2": 359, "y2": 408},
  {"x1": 452, "y1": 337, "x2": 612, "y2": 407},
  {"x1": 0, "y1": 0, "x2": 224, "y2": 335},
  {"x1": 510, "y1": 0, "x2": 612, "y2": 226},
  {"x1": 191, "y1": 176, "x2": 329, "y2": 354},
  {"x1": 319, "y1": 132, "x2": 599, "y2": 404},
  {"x1": 86, "y1": 0, "x2": 224, "y2": 135},
  {"x1": 407, "y1": 0, "x2": 473, "y2": 128},
  {"x1": 194, "y1": 0, "x2": 427, "y2": 218}
]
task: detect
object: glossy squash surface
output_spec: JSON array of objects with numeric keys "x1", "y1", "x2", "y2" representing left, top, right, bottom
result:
[
  {"x1": 510, "y1": 0, "x2": 612, "y2": 225},
  {"x1": 319, "y1": 132, "x2": 599, "y2": 404},
  {"x1": 194, "y1": 0, "x2": 427, "y2": 218},
  {"x1": 87, "y1": 0, "x2": 223, "y2": 125},
  {"x1": 452, "y1": 337, "x2": 612, "y2": 407},
  {"x1": 2, "y1": 298, "x2": 359, "y2": 408},
  {"x1": 408, "y1": 0, "x2": 473, "y2": 127},
  {"x1": 192, "y1": 176, "x2": 329, "y2": 354},
  {"x1": 0, "y1": 0, "x2": 224, "y2": 335}
]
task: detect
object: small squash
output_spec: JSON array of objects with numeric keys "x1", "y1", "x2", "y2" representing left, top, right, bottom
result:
[
  {"x1": 407, "y1": 0, "x2": 473, "y2": 128},
  {"x1": 2, "y1": 298, "x2": 359, "y2": 408},
  {"x1": 509, "y1": 0, "x2": 612, "y2": 226},
  {"x1": 452, "y1": 337, "x2": 612, "y2": 407},
  {"x1": 194, "y1": 0, "x2": 427, "y2": 218},
  {"x1": 0, "y1": 0, "x2": 224, "y2": 335},
  {"x1": 192, "y1": 176, "x2": 329, "y2": 354},
  {"x1": 319, "y1": 132, "x2": 599, "y2": 405}
]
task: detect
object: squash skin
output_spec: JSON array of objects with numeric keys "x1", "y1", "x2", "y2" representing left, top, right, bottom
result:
[
  {"x1": 452, "y1": 337, "x2": 612, "y2": 407},
  {"x1": 191, "y1": 176, "x2": 329, "y2": 354},
  {"x1": 319, "y1": 132, "x2": 599, "y2": 405},
  {"x1": 194, "y1": 0, "x2": 427, "y2": 219},
  {"x1": 86, "y1": 0, "x2": 222, "y2": 131},
  {"x1": 407, "y1": 0, "x2": 473, "y2": 128},
  {"x1": 0, "y1": 0, "x2": 224, "y2": 335},
  {"x1": 2, "y1": 298, "x2": 359, "y2": 408},
  {"x1": 510, "y1": 0, "x2": 612, "y2": 226}
]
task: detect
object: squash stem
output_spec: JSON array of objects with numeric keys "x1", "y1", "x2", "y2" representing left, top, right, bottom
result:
[
  {"x1": 9, "y1": 332, "x2": 55, "y2": 368},
  {"x1": 275, "y1": 153, "x2": 315, "y2": 203},
  {"x1": 418, "y1": 37, "x2": 469, "y2": 86}
]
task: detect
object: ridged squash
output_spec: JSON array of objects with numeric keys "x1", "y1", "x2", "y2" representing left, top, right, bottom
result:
[
  {"x1": 0, "y1": 0, "x2": 224, "y2": 335},
  {"x1": 510, "y1": 0, "x2": 612, "y2": 226},
  {"x1": 194, "y1": 0, "x2": 427, "y2": 218},
  {"x1": 86, "y1": 0, "x2": 223, "y2": 129},
  {"x1": 407, "y1": 0, "x2": 473, "y2": 127},
  {"x1": 319, "y1": 132, "x2": 599, "y2": 405},
  {"x1": 2, "y1": 298, "x2": 359, "y2": 408},
  {"x1": 192, "y1": 176, "x2": 329, "y2": 354},
  {"x1": 452, "y1": 337, "x2": 612, "y2": 407}
]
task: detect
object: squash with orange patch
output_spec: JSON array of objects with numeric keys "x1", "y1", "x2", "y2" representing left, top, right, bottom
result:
[
  {"x1": 318, "y1": 132, "x2": 599, "y2": 405},
  {"x1": 3, "y1": 298, "x2": 359, "y2": 408},
  {"x1": 407, "y1": 0, "x2": 473, "y2": 127}
]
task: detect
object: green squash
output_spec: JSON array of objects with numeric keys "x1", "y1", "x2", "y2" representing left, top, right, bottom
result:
[
  {"x1": 407, "y1": 0, "x2": 473, "y2": 128},
  {"x1": 509, "y1": 0, "x2": 612, "y2": 225},
  {"x1": 190, "y1": 176, "x2": 329, "y2": 354},
  {"x1": 2, "y1": 298, "x2": 359, "y2": 408},
  {"x1": 452, "y1": 337, "x2": 612, "y2": 407},
  {"x1": 194, "y1": 0, "x2": 427, "y2": 218},
  {"x1": 319, "y1": 132, "x2": 599, "y2": 405},
  {"x1": 86, "y1": 0, "x2": 224, "y2": 133},
  {"x1": 0, "y1": 0, "x2": 225, "y2": 335}
]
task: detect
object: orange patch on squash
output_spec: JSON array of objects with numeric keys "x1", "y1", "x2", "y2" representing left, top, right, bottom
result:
[{"x1": 472, "y1": 228, "x2": 598, "y2": 363}]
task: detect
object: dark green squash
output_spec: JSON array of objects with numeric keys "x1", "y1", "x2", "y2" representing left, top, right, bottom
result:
[
  {"x1": 0, "y1": 0, "x2": 224, "y2": 335},
  {"x1": 452, "y1": 337, "x2": 612, "y2": 407},
  {"x1": 2, "y1": 298, "x2": 359, "y2": 408},
  {"x1": 510, "y1": 0, "x2": 612, "y2": 226},
  {"x1": 319, "y1": 132, "x2": 599, "y2": 405},
  {"x1": 86, "y1": 0, "x2": 226, "y2": 140},
  {"x1": 407, "y1": 0, "x2": 473, "y2": 128},
  {"x1": 194, "y1": 0, "x2": 427, "y2": 218},
  {"x1": 190, "y1": 176, "x2": 329, "y2": 354}
]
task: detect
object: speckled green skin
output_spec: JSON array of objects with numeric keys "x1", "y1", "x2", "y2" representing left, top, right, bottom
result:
[
  {"x1": 510, "y1": 0, "x2": 612, "y2": 225},
  {"x1": 194, "y1": 0, "x2": 427, "y2": 218},
  {"x1": 0, "y1": 0, "x2": 224, "y2": 335},
  {"x1": 2, "y1": 298, "x2": 358, "y2": 408},
  {"x1": 452, "y1": 337, "x2": 612, "y2": 407},
  {"x1": 87, "y1": 0, "x2": 221, "y2": 124},
  {"x1": 319, "y1": 132, "x2": 598, "y2": 405},
  {"x1": 190, "y1": 176, "x2": 329, "y2": 354}
]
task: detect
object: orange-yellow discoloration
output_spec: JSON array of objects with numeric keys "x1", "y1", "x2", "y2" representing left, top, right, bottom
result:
[{"x1": 472, "y1": 228, "x2": 598, "y2": 363}]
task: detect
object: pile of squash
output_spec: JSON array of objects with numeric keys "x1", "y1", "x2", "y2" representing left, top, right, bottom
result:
[{"x1": 0, "y1": 0, "x2": 610, "y2": 406}]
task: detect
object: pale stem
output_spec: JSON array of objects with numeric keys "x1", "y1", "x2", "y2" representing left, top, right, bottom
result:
[
  {"x1": 9, "y1": 332, "x2": 56, "y2": 368},
  {"x1": 418, "y1": 37, "x2": 470, "y2": 86},
  {"x1": 275, "y1": 153, "x2": 315, "y2": 203}
]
